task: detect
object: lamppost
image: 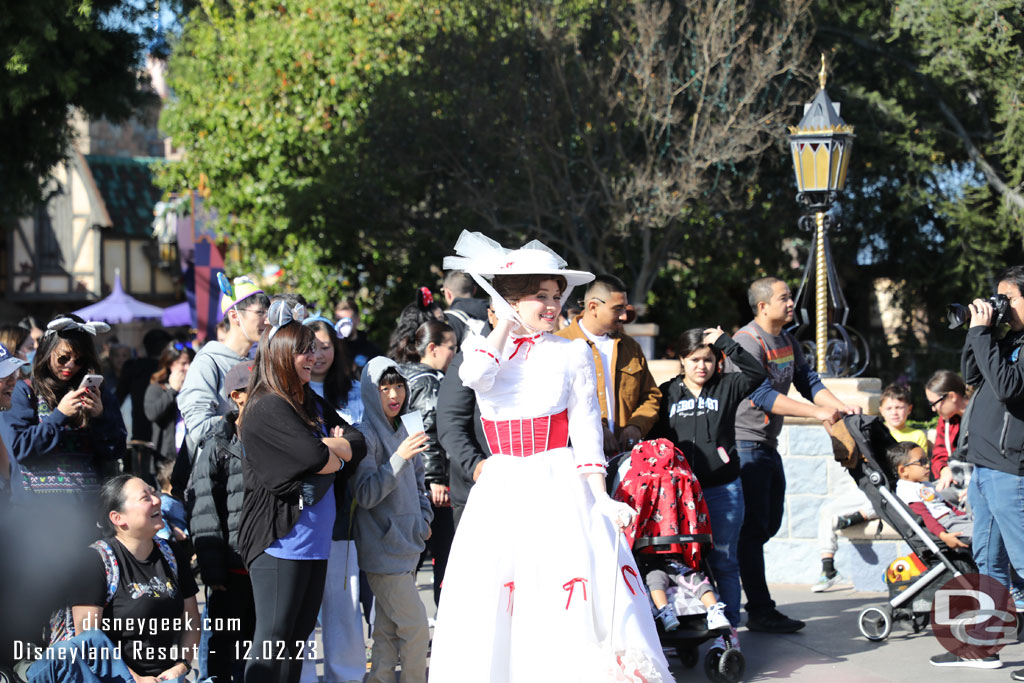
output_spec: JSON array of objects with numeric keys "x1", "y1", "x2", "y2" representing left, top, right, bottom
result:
[{"x1": 787, "y1": 55, "x2": 867, "y2": 377}]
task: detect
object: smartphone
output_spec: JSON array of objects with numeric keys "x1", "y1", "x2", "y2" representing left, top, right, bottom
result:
[{"x1": 78, "y1": 374, "x2": 104, "y2": 392}]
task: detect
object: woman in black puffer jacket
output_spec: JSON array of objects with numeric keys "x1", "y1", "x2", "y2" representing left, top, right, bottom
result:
[{"x1": 395, "y1": 318, "x2": 457, "y2": 606}]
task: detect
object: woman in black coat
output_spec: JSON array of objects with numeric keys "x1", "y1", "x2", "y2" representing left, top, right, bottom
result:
[{"x1": 143, "y1": 342, "x2": 194, "y2": 464}]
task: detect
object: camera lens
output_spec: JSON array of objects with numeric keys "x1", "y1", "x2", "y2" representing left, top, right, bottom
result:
[{"x1": 946, "y1": 304, "x2": 969, "y2": 329}]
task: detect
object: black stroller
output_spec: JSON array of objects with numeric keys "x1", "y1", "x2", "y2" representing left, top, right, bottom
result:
[
  {"x1": 835, "y1": 414, "x2": 977, "y2": 641},
  {"x1": 608, "y1": 445, "x2": 745, "y2": 683}
]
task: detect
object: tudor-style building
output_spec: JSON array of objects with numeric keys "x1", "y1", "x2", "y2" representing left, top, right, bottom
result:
[{"x1": 3, "y1": 106, "x2": 179, "y2": 318}]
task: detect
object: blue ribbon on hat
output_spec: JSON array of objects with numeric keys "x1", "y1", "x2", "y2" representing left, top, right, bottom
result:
[
  {"x1": 267, "y1": 300, "x2": 306, "y2": 340},
  {"x1": 217, "y1": 272, "x2": 234, "y2": 299}
]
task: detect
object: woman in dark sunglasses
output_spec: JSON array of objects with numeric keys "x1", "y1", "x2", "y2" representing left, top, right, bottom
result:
[{"x1": 0, "y1": 313, "x2": 126, "y2": 507}]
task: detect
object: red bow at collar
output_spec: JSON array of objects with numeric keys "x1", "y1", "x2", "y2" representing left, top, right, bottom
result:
[{"x1": 509, "y1": 333, "x2": 542, "y2": 360}]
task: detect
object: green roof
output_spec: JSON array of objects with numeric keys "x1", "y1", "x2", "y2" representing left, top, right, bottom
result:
[{"x1": 84, "y1": 155, "x2": 165, "y2": 237}]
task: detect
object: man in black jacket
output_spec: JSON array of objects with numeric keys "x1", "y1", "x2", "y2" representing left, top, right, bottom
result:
[
  {"x1": 117, "y1": 328, "x2": 172, "y2": 441},
  {"x1": 442, "y1": 271, "x2": 490, "y2": 349},
  {"x1": 437, "y1": 352, "x2": 493, "y2": 529},
  {"x1": 190, "y1": 361, "x2": 254, "y2": 683},
  {"x1": 942, "y1": 265, "x2": 1024, "y2": 672}
]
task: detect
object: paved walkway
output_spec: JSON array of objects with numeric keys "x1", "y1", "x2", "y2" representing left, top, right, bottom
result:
[{"x1": 289, "y1": 571, "x2": 1024, "y2": 681}]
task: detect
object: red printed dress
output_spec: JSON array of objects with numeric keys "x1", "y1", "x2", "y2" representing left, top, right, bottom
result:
[{"x1": 429, "y1": 332, "x2": 671, "y2": 682}]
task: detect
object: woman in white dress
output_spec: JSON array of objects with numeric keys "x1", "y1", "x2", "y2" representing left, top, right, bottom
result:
[{"x1": 429, "y1": 232, "x2": 671, "y2": 683}]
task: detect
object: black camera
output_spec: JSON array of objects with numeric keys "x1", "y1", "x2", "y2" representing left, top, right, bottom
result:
[{"x1": 947, "y1": 294, "x2": 1011, "y2": 329}]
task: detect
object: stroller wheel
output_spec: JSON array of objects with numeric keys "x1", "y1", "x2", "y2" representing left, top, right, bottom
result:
[
  {"x1": 858, "y1": 605, "x2": 892, "y2": 641},
  {"x1": 718, "y1": 648, "x2": 745, "y2": 683},
  {"x1": 704, "y1": 648, "x2": 725, "y2": 683},
  {"x1": 680, "y1": 647, "x2": 699, "y2": 669}
]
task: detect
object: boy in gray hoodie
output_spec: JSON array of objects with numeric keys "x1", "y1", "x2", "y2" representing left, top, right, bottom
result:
[{"x1": 350, "y1": 357, "x2": 432, "y2": 683}]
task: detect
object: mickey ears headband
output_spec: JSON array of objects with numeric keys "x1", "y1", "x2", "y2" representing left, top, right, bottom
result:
[
  {"x1": 267, "y1": 300, "x2": 306, "y2": 340},
  {"x1": 45, "y1": 317, "x2": 111, "y2": 338}
]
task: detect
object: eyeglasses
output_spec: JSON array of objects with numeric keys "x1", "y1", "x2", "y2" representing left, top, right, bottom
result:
[
  {"x1": 929, "y1": 393, "x2": 947, "y2": 411},
  {"x1": 55, "y1": 353, "x2": 80, "y2": 366}
]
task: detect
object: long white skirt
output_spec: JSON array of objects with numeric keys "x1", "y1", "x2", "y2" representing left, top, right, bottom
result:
[{"x1": 429, "y1": 448, "x2": 672, "y2": 683}]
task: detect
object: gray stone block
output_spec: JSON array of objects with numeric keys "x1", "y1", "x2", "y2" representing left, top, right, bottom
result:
[
  {"x1": 788, "y1": 426, "x2": 832, "y2": 456},
  {"x1": 787, "y1": 496, "x2": 823, "y2": 539},
  {"x1": 764, "y1": 538, "x2": 821, "y2": 584},
  {"x1": 835, "y1": 539, "x2": 910, "y2": 592},
  {"x1": 782, "y1": 456, "x2": 827, "y2": 495}
]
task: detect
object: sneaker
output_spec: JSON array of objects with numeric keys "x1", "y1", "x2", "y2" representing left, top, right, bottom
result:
[
  {"x1": 811, "y1": 572, "x2": 848, "y2": 593},
  {"x1": 712, "y1": 627, "x2": 740, "y2": 652},
  {"x1": 929, "y1": 652, "x2": 1001, "y2": 669},
  {"x1": 1011, "y1": 587, "x2": 1024, "y2": 611},
  {"x1": 745, "y1": 608, "x2": 805, "y2": 633},
  {"x1": 707, "y1": 602, "x2": 731, "y2": 631},
  {"x1": 1011, "y1": 668, "x2": 1024, "y2": 681},
  {"x1": 656, "y1": 605, "x2": 680, "y2": 632}
]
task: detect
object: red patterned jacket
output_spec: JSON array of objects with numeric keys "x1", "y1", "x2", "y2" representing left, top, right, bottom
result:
[{"x1": 612, "y1": 438, "x2": 711, "y2": 567}]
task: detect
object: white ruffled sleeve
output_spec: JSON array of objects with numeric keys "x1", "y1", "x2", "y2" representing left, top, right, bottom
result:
[
  {"x1": 566, "y1": 338, "x2": 606, "y2": 474},
  {"x1": 458, "y1": 334, "x2": 502, "y2": 393}
]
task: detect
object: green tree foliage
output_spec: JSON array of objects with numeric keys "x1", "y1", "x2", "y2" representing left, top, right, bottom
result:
[
  {"x1": 157, "y1": 0, "x2": 451, "y2": 325},
  {"x1": 0, "y1": 0, "x2": 163, "y2": 215},
  {"x1": 158, "y1": 0, "x2": 814, "y2": 334},
  {"x1": 811, "y1": 0, "x2": 1024, "y2": 385}
]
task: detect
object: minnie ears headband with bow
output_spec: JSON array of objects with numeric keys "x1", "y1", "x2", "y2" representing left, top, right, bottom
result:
[
  {"x1": 267, "y1": 300, "x2": 306, "y2": 340},
  {"x1": 44, "y1": 317, "x2": 111, "y2": 338}
]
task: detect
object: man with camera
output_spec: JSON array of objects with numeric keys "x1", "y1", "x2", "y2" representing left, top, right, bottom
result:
[{"x1": 943, "y1": 266, "x2": 1024, "y2": 672}]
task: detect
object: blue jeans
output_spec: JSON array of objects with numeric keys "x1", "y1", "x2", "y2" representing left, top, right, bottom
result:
[
  {"x1": 736, "y1": 440, "x2": 785, "y2": 616},
  {"x1": 969, "y1": 465, "x2": 1024, "y2": 591},
  {"x1": 27, "y1": 629, "x2": 210, "y2": 683},
  {"x1": 703, "y1": 477, "x2": 744, "y2": 627},
  {"x1": 27, "y1": 630, "x2": 134, "y2": 683}
]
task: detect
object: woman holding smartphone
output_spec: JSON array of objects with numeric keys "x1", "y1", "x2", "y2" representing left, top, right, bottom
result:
[{"x1": 0, "y1": 314, "x2": 126, "y2": 507}]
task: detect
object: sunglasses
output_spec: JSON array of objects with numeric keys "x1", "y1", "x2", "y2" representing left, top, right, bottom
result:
[
  {"x1": 905, "y1": 457, "x2": 930, "y2": 468},
  {"x1": 929, "y1": 393, "x2": 947, "y2": 411},
  {"x1": 55, "y1": 353, "x2": 80, "y2": 366},
  {"x1": 173, "y1": 342, "x2": 192, "y2": 352}
]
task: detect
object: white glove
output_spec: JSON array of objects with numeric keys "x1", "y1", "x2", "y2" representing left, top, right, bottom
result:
[
  {"x1": 490, "y1": 295, "x2": 521, "y2": 325},
  {"x1": 594, "y1": 496, "x2": 636, "y2": 530}
]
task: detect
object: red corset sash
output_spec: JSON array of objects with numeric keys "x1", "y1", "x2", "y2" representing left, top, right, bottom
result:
[{"x1": 481, "y1": 410, "x2": 569, "y2": 457}]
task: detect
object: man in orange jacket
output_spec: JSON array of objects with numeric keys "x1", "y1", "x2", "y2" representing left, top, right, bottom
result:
[{"x1": 556, "y1": 274, "x2": 661, "y2": 455}]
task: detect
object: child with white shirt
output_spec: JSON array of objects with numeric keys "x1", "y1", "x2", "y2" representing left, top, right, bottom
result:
[{"x1": 889, "y1": 442, "x2": 972, "y2": 549}]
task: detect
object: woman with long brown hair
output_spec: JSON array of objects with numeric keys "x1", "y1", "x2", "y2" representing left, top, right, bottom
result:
[
  {"x1": 0, "y1": 314, "x2": 126, "y2": 506},
  {"x1": 237, "y1": 301, "x2": 365, "y2": 683},
  {"x1": 144, "y1": 342, "x2": 195, "y2": 464}
]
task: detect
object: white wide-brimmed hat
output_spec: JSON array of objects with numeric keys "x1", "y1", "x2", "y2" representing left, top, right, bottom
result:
[{"x1": 443, "y1": 231, "x2": 594, "y2": 309}]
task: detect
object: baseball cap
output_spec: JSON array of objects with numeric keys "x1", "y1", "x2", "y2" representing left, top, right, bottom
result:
[
  {"x1": 0, "y1": 343, "x2": 28, "y2": 379},
  {"x1": 224, "y1": 361, "x2": 253, "y2": 394}
]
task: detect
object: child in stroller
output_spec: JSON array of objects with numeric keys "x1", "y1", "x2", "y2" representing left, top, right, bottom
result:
[
  {"x1": 829, "y1": 415, "x2": 979, "y2": 642},
  {"x1": 609, "y1": 438, "x2": 744, "y2": 682},
  {"x1": 643, "y1": 555, "x2": 731, "y2": 632}
]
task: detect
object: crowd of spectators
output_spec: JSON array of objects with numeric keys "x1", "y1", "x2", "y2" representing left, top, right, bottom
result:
[{"x1": 3, "y1": 257, "x2": 1024, "y2": 681}]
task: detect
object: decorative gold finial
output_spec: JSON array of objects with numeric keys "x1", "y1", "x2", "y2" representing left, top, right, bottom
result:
[{"x1": 819, "y1": 53, "x2": 827, "y2": 90}]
